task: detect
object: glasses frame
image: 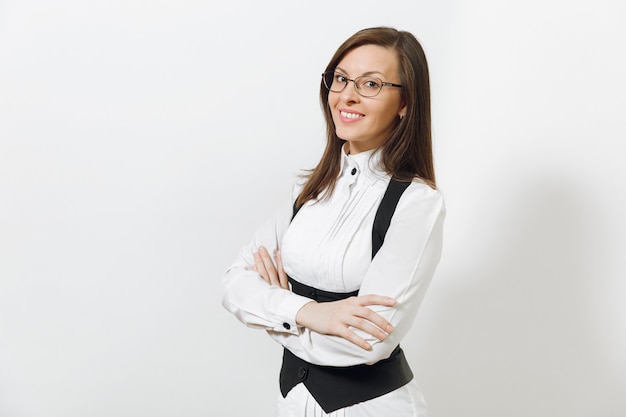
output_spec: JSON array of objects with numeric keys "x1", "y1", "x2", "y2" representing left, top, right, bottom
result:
[{"x1": 322, "y1": 70, "x2": 403, "y2": 98}]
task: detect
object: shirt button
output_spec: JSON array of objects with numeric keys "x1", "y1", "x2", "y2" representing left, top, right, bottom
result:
[
  {"x1": 351, "y1": 168, "x2": 357, "y2": 175},
  {"x1": 297, "y1": 366, "x2": 307, "y2": 380},
  {"x1": 282, "y1": 322, "x2": 291, "y2": 330}
]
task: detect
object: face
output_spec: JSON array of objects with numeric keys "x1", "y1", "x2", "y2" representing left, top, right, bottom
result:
[{"x1": 328, "y1": 44, "x2": 406, "y2": 154}]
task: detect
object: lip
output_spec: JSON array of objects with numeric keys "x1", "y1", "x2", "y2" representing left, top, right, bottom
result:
[{"x1": 337, "y1": 108, "x2": 365, "y2": 123}]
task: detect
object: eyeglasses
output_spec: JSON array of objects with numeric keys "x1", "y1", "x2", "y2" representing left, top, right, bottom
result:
[{"x1": 322, "y1": 70, "x2": 402, "y2": 98}]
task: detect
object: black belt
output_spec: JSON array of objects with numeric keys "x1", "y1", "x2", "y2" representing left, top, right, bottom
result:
[{"x1": 279, "y1": 277, "x2": 413, "y2": 413}]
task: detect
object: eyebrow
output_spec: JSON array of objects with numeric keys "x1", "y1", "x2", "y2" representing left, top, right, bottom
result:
[{"x1": 335, "y1": 66, "x2": 386, "y2": 78}]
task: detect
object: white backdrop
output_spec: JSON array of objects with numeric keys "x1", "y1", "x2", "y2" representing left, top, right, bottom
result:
[{"x1": 1, "y1": 1, "x2": 625, "y2": 416}]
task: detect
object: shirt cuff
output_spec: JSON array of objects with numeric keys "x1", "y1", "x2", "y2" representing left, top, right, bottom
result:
[{"x1": 271, "y1": 291, "x2": 313, "y2": 335}]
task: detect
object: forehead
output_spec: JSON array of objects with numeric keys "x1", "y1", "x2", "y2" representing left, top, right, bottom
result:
[{"x1": 336, "y1": 44, "x2": 399, "y2": 78}]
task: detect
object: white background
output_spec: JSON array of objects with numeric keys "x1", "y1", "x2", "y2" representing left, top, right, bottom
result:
[{"x1": 1, "y1": 1, "x2": 625, "y2": 416}]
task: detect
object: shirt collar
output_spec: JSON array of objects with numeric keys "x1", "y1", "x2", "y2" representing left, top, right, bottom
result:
[{"x1": 339, "y1": 143, "x2": 387, "y2": 180}]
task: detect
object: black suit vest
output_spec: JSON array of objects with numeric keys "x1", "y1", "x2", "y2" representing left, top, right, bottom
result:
[{"x1": 280, "y1": 178, "x2": 412, "y2": 413}]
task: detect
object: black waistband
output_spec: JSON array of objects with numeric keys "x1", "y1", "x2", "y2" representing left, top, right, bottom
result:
[
  {"x1": 280, "y1": 277, "x2": 413, "y2": 413},
  {"x1": 288, "y1": 277, "x2": 359, "y2": 302}
]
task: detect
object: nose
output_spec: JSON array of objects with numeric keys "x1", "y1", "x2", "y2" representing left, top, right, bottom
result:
[{"x1": 340, "y1": 80, "x2": 360, "y2": 103}]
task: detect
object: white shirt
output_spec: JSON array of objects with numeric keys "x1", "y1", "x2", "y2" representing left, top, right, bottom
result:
[{"x1": 222, "y1": 146, "x2": 446, "y2": 416}]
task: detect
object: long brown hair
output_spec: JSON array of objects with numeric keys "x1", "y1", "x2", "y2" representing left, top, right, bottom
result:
[{"x1": 296, "y1": 27, "x2": 435, "y2": 207}]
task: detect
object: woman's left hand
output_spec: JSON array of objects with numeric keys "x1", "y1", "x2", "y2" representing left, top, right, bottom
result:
[{"x1": 253, "y1": 246, "x2": 289, "y2": 289}]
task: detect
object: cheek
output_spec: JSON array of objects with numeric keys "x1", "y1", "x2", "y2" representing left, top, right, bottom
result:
[
  {"x1": 327, "y1": 96, "x2": 341, "y2": 123},
  {"x1": 374, "y1": 104, "x2": 400, "y2": 128},
  {"x1": 327, "y1": 93, "x2": 339, "y2": 110},
  {"x1": 385, "y1": 98, "x2": 403, "y2": 121}
]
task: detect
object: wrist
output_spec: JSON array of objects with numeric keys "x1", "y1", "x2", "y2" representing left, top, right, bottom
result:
[{"x1": 295, "y1": 300, "x2": 317, "y2": 327}]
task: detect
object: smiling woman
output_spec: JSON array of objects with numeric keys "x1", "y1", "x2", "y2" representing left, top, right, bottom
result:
[
  {"x1": 222, "y1": 27, "x2": 444, "y2": 417},
  {"x1": 327, "y1": 45, "x2": 406, "y2": 153}
]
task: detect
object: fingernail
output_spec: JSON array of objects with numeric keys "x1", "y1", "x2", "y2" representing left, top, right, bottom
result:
[{"x1": 386, "y1": 324, "x2": 394, "y2": 333}]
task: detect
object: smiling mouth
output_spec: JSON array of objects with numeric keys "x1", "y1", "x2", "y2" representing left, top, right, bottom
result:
[{"x1": 340, "y1": 110, "x2": 364, "y2": 120}]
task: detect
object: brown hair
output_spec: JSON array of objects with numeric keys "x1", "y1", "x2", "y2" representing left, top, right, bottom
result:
[{"x1": 296, "y1": 27, "x2": 435, "y2": 207}]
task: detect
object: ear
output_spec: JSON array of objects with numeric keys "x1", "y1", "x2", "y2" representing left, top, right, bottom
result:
[{"x1": 398, "y1": 103, "x2": 407, "y2": 119}]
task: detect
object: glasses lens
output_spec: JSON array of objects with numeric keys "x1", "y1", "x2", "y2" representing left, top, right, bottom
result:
[
  {"x1": 355, "y1": 76, "x2": 382, "y2": 97},
  {"x1": 323, "y1": 71, "x2": 347, "y2": 92}
]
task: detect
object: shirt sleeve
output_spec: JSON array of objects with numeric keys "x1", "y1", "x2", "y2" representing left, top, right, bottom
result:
[
  {"x1": 268, "y1": 184, "x2": 446, "y2": 366},
  {"x1": 221, "y1": 187, "x2": 314, "y2": 335}
]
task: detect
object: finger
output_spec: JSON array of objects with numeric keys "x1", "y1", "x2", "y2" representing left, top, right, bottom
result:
[
  {"x1": 356, "y1": 294, "x2": 397, "y2": 307},
  {"x1": 346, "y1": 316, "x2": 389, "y2": 342},
  {"x1": 337, "y1": 325, "x2": 372, "y2": 350},
  {"x1": 276, "y1": 249, "x2": 289, "y2": 289},
  {"x1": 258, "y1": 246, "x2": 279, "y2": 286},
  {"x1": 253, "y1": 251, "x2": 270, "y2": 284},
  {"x1": 354, "y1": 305, "x2": 394, "y2": 334}
]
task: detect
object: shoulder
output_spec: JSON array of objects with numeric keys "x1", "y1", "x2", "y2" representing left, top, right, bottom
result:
[{"x1": 399, "y1": 179, "x2": 446, "y2": 214}]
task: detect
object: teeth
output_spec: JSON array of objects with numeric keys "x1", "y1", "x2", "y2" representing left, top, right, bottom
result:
[{"x1": 341, "y1": 111, "x2": 363, "y2": 119}]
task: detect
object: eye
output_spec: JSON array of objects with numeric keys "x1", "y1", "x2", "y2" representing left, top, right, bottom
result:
[
  {"x1": 335, "y1": 73, "x2": 348, "y2": 83},
  {"x1": 360, "y1": 78, "x2": 381, "y2": 91}
]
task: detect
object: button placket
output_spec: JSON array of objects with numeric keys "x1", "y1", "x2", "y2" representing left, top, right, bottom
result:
[{"x1": 345, "y1": 163, "x2": 359, "y2": 187}]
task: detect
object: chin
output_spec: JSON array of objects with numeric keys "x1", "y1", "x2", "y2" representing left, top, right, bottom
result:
[{"x1": 335, "y1": 128, "x2": 362, "y2": 143}]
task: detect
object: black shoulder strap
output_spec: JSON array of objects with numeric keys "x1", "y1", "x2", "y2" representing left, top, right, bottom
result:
[
  {"x1": 291, "y1": 178, "x2": 410, "y2": 259},
  {"x1": 291, "y1": 200, "x2": 302, "y2": 222},
  {"x1": 371, "y1": 178, "x2": 410, "y2": 258}
]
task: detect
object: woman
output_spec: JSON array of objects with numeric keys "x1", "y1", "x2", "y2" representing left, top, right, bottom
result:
[{"x1": 222, "y1": 27, "x2": 445, "y2": 416}]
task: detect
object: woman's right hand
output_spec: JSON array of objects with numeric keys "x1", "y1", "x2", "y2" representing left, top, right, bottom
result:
[
  {"x1": 253, "y1": 245, "x2": 289, "y2": 290},
  {"x1": 295, "y1": 295, "x2": 396, "y2": 350}
]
